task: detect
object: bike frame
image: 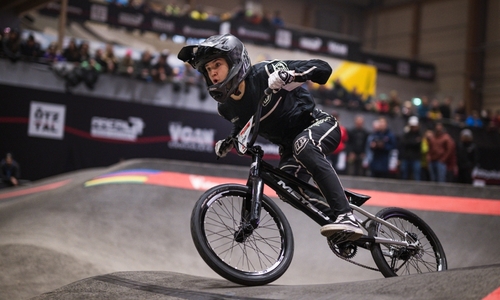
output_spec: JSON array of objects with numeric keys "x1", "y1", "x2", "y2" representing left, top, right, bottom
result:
[
  {"x1": 242, "y1": 145, "x2": 418, "y2": 249},
  {"x1": 235, "y1": 88, "x2": 417, "y2": 249}
]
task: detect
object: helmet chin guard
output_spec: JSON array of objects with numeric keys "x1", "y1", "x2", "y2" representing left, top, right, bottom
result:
[{"x1": 177, "y1": 34, "x2": 251, "y2": 103}]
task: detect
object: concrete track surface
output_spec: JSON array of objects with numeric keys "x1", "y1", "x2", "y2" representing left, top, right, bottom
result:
[{"x1": 0, "y1": 159, "x2": 499, "y2": 300}]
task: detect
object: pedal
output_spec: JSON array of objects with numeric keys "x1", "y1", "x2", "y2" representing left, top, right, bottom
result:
[{"x1": 328, "y1": 231, "x2": 355, "y2": 244}]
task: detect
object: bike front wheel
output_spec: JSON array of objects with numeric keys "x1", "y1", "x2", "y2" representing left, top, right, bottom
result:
[
  {"x1": 369, "y1": 207, "x2": 447, "y2": 277},
  {"x1": 191, "y1": 184, "x2": 294, "y2": 286}
]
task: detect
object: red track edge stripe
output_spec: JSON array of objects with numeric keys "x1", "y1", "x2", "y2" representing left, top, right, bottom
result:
[
  {"x1": 483, "y1": 287, "x2": 500, "y2": 300},
  {"x1": 0, "y1": 179, "x2": 71, "y2": 200}
]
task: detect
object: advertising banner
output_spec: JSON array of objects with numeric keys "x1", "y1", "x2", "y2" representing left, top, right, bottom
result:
[
  {"x1": 329, "y1": 61, "x2": 377, "y2": 101},
  {"x1": 0, "y1": 84, "x2": 279, "y2": 181},
  {"x1": 1, "y1": 83, "x2": 499, "y2": 185}
]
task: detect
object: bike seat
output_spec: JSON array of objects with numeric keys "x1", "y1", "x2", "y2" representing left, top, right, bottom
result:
[{"x1": 345, "y1": 189, "x2": 371, "y2": 207}]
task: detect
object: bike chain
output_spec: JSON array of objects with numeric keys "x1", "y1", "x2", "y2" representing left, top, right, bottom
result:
[{"x1": 327, "y1": 239, "x2": 379, "y2": 272}]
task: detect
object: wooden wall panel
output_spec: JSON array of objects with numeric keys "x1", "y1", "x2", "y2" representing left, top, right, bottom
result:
[
  {"x1": 483, "y1": 0, "x2": 500, "y2": 112},
  {"x1": 420, "y1": 0, "x2": 467, "y2": 29},
  {"x1": 375, "y1": 7, "x2": 413, "y2": 36},
  {"x1": 373, "y1": 37, "x2": 412, "y2": 57},
  {"x1": 419, "y1": 26, "x2": 467, "y2": 56},
  {"x1": 418, "y1": 0, "x2": 467, "y2": 105},
  {"x1": 362, "y1": 7, "x2": 413, "y2": 58}
]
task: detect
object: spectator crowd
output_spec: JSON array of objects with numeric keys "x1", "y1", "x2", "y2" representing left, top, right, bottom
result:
[
  {"x1": 331, "y1": 112, "x2": 486, "y2": 185},
  {"x1": 309, "y1": 80, "x2": 500, "y2": 135},
  {"x1": 107, "y1": 0, "x2": 286, "y2": 28},
  {"x1": 0, "y1": 26, "x2": 209, "y2": 97}
]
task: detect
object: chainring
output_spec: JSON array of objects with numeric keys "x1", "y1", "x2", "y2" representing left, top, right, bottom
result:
[
  {"x1": 328, "y1": 239, "x2": 358, "y2": 259},
  {"x1": 327, "y1": 237, "x2": 379, "y2": 271}
]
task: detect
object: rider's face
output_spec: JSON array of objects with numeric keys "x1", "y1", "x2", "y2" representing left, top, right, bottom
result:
[{"x1": 205, "y1": 58, "x2": 229, "y2": 84}]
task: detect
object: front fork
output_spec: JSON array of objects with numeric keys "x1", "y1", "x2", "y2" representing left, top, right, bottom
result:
[
  {"x1": 247, "y1": 146, "x2": 264, "y2": 228},
  {"x1": 235, "y1": 147, "x2": 264, "y2": 242}
]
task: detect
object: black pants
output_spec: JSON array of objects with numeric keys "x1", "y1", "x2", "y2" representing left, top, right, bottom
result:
[{"x1": 279, "y1": 110, "x2": 351, "y2": 218}]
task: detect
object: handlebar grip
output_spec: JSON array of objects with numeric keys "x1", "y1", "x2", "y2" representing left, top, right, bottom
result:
[{"x1": 264, "y1": 88, "x2": 273, "y2": 96}]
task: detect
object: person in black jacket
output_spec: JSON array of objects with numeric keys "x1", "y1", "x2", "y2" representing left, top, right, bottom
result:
[
  {"x1": 1, "y1": 153, "x2": 20, "y2": 187},
  {"x1": 20, "y1": 34, "x2": 42, "y2": 61},
  {"x1": 346, "y1": 115, "x2": 369, "y2": 176},
  {"x1": 2, "y1": 28, "x2": 21, "y2": 62},
  {"x1": 456, "y1": 129, "x2": 479, "y2": 184},
  {"x1": 178, "y1": 34, "x2": 362, "y2": 241},
  {"x1": 399, "y1": 116, "x2": 422, "y2": 181}
]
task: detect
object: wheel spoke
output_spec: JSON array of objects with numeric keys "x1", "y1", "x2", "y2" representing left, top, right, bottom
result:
[
  {"x1": 201, "y1": 192, "x2": 288, "y2": 274},
  {"x1": 371, "y1": 208, "x2": 446, "y2": 277}
]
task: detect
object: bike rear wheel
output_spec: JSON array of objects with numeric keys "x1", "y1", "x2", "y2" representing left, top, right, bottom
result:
[
  {"x1": 369, "y1": 207, "x2": 447, "y2": 277},
  {"x1": 191, "y1": 184, "x2": 294, "y2": 286}
]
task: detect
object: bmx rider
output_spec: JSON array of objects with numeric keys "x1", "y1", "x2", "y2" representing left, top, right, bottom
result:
[{"x1": 177, "y1": 34, "x2": 363, "y2": 242}]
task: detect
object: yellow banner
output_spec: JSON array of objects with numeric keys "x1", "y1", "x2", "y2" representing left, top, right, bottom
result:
[{"x1": 328, "y1": 61, "x2": 377, "y2": 101}]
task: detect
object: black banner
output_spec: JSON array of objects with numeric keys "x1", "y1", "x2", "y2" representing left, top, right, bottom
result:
[
  {"x1": 2, "y1": 83, "x2": 499, "y2": 184},
  {"x1": 361, "y1": 53, "x2": 436, "y2": 82},
  {"x1": 41, "y1": 1, "x2": 90, "y2": 22},
  {"x1": 0, "y1": 84, "x2": 280, "y2": 181}
]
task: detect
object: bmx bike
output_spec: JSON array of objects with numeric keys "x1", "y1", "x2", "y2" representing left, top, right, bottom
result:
[{"x1": 190, "y1": 89, "x2": 447, "y2": 286}]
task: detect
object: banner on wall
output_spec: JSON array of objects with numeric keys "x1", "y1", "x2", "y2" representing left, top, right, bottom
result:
[
  {"x1": 0, "y1": 84, "x2": 280, "y2": 181},
  {"x1": 329, "y1": 61, "x2": 377, "y2": 101},
  {"x1": 361, "y1": 52, "x2": 436, "y2": 82},
  {"x1": 2, "y1": 83, "x2": 500, "y2": 184},
  {"x1": 28, "y1": 101, "x2": 66, "y2": 140}
]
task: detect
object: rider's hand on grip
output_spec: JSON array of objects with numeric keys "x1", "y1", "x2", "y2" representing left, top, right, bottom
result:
[
  {"x1": 215, "y1": 137, "x2": 234, "y2": 158},
  {"x1": 268, "y1": 70, "x2": 295, "y2": 93}
]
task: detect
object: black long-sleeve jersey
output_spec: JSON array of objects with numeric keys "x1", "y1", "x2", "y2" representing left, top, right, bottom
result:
[{"x1": 217, "y1": 59, "x2": 333, "y2": 146}]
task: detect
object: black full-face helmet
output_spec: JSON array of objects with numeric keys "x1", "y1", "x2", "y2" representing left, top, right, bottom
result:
[{"x1": 178, "y1": 34, "x2": 251, "y2": 103}]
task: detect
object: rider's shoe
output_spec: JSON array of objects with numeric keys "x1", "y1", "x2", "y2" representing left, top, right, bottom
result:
[{"x1": 320, "y1": 212, "x2": 363, "y2": 242}]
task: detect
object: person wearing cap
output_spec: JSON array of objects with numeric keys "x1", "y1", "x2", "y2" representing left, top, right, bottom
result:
[
  {"x1": 399, "y1": 116, "x2": 423, "y2": 181},
  {"x1": 456, "y1": 129, "x2": 479, "y2": 184},
  {"x1": 1, "y1": 153, "x2": 20, "y2": 187}
]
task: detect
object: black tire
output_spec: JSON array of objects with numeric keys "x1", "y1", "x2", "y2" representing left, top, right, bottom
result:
[
  {"x1": 191, "y1": 184, "x2": 294, "y2": 286},
  {"x1": 369, "y1": 207, "x2": 447, "y2": 277}
]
